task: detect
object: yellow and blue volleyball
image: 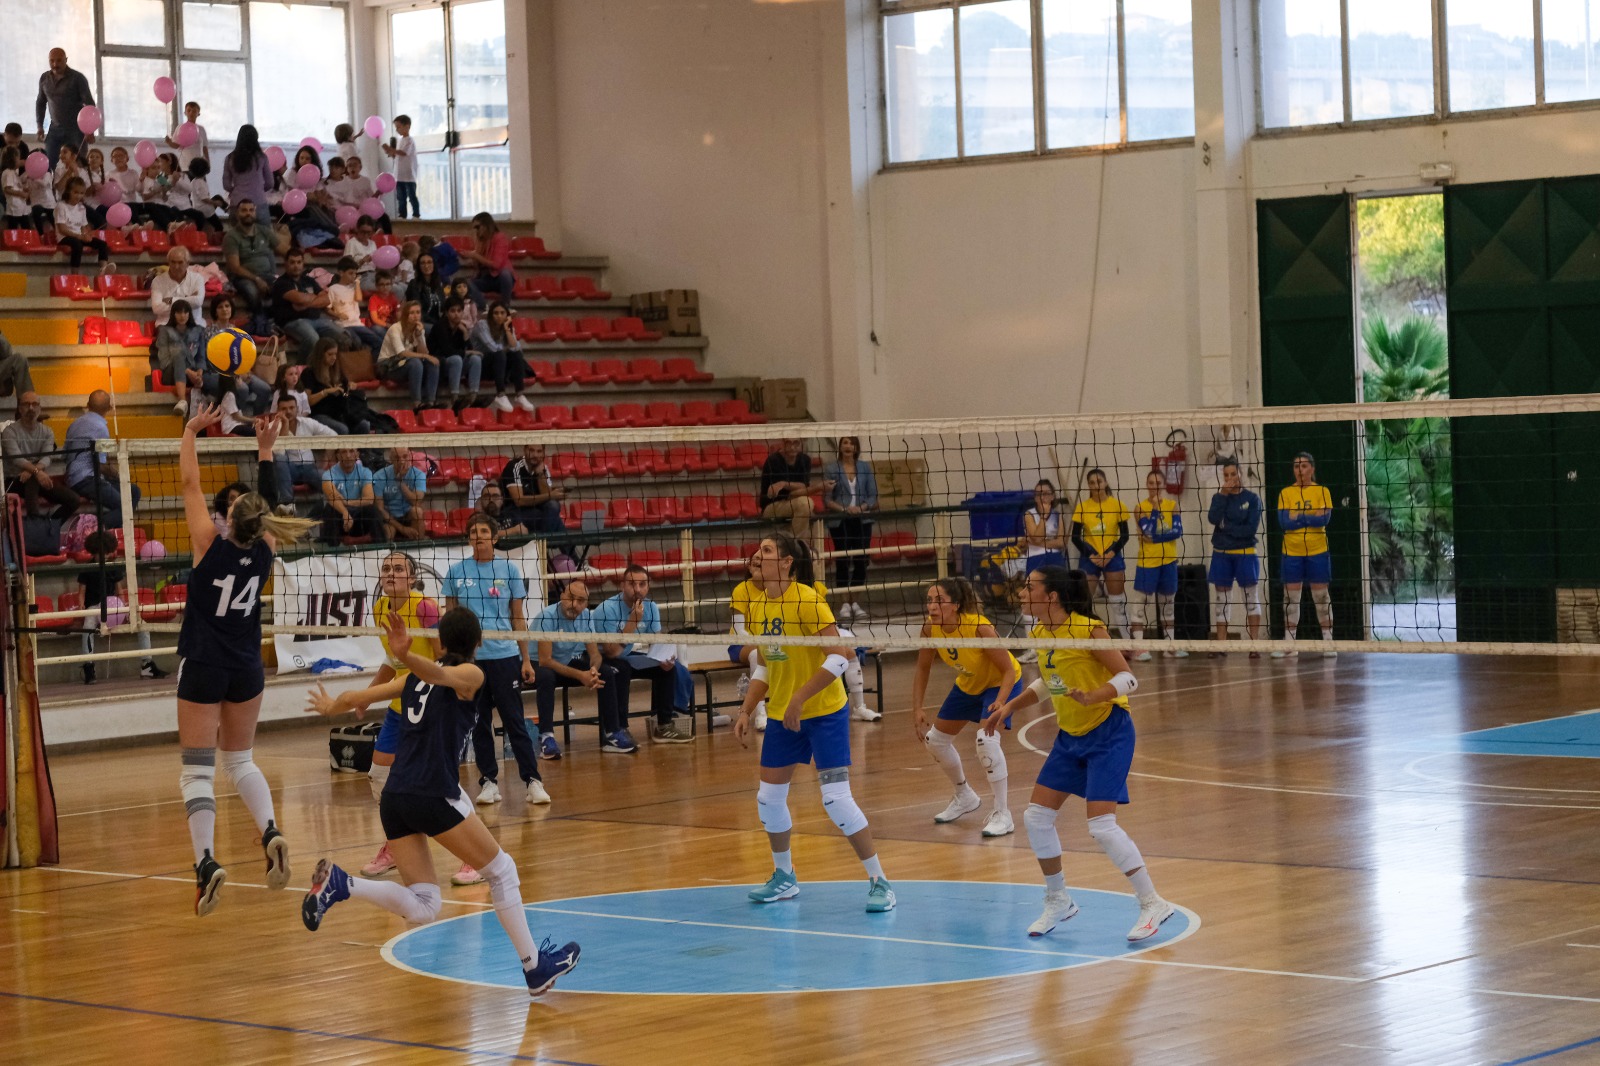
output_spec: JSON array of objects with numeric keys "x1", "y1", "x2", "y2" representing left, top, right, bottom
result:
[{"x1": 205, "y1": 327, "x2": 257, "y2": 377}]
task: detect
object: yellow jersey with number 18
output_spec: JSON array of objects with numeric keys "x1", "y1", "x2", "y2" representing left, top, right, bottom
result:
[
  {"x1": 935, "y1": 614, "x2": 1020, "y2": 695},
  {"x1": 1033, "y1": 613, "x2": 1128, "y2": 736},
  {"x1": 748, "y1": 580, "x2": 848, "y2": 720}
]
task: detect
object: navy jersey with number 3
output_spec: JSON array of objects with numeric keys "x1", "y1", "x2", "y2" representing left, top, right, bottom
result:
[
  {"x1": 177, "y1": 535, "x2": 273, "y2": 669},
  {"x1": 386, "y1": 672, "x2": 477, "y2": 798}
]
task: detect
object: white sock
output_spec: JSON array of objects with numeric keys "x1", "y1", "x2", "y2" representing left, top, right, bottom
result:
[
  {"x1": 180, "y1": 747, "x2": 216, "y2": 864},
  {"x1": 220, "y1": 749, "x2": 275, "y2": 835},
  {"x1": 923, "y1": 728, "x2": 967, "y2": 788},
  {"x1": 862, "y1": 854, "x2": 884, "y2": 880},
  {"x1": 1044, "y1": 871, "x2": 1066, "y2": 895},
  {"x1": 482, "y1": 850, "x2": 538, "y2": 968},
  {"x1": 1129, "y1": 868, "x2": 1157, "y2": 900},
  {"x1": 974, "y1": 730, "x2": 1008, "y2": 810},
  {"x1": 368, "y1": 760, "x2": 390, "y2": 804},
  {"x1": 188, "y1": 810, "x2": 215, "y2": 865},
  {"x1": 348, "y1": 877, "x2": 436, "y2": 924},
  {"x1": 772, "y1": 849, "x2": 794, "y2": 873}
]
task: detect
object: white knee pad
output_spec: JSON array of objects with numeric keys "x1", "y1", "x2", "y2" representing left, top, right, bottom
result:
[
  {"x1": 1211, "y1": 590, "x2": 1232, "y2": 626},
  {"x1": 220, "y1": 748, "x2": 264, "y2": 789},
  {"x1": 844, "y1": 657, "x2": 865, "y2": 701},
  {"x1": 405, "y1": 882, "x2": 443, "y2": 926},
  {"x1": 973, "y1": 730, "x2": 1007, "y2": 783},
  {"x1": 1022, "y1": 802, "x2": 1061, "y2": 860},
  {"x1": 1128, "y1": 588, "x2": 1152, "y2": 628},
  {"x1": 1285, "y1": 584, "x2": 1304, "y2": 613},
  {"x1": 1244, "y1": 584, "x2": 1263, "y2": 618},
  {"x1": 819, "y1": 770, "x2": 868, "y2": 837},
  {"x1": 1086, "y1": 813, "x2": 1146, "y2": 875},
  {"x1": 368, "y1": 760, "x2": 390, "y2": 804},
  {"x1": 480, "y1": 849, "x2": 521, "y2": 909},
  {"x1": 1312, "y1": 587, "x2": 1332, "y2": 622},
  {"x1": 1157, "y1": 594, "x2": 1175, "y2": 627},
  {"x1": 179, "y1": 747, "x2": 217, "y2": 817},
  {"x1": 757, "y1": 780, "x2": 793, "y2": 834},
  {"x1": 924, "y1": 728, "x2": 956, "y2": 754}
]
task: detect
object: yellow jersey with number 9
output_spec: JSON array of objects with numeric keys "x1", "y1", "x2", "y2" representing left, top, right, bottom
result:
[
  {"x1": 1034, "y1": 613, "x2": 1127, "y2": 736},
  {"x1": 748, "y1": 580, "x2": 847, "y2": 720},
  {"x1": 935, "y1": 614, "x2": 1019, "y2": 695}
]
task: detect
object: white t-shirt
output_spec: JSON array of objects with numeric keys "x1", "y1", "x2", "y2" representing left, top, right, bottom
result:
[
  {"x1": 326, "y1": 282, "x2": 364, "y2": 328},
  {"x1": 175, "y1": 124, "x2": 209, "y2": 170},
  {"x1": 282, "y1": 413, "x2": 337, "y2": 464},
  {"x1": 150, "y1": 269, "x2": 209, "y2": 329},
  {"x1": 27, "y1": 174, "x2": 54, "y2": 209},
  {"x1": 53, "y1": 200, "x2": 87, "y2": 234},
  {"x1": 393, "y1": 135, "x2": 417, "y2": 182},
  {"x1": 2, "y1": 170, "x2": 28, "y2": 215},
  {"x1": 1024, "y1": 507, "x2": 1061, "y2": 558},
  {"x1": 337, "y1": 141, "x2": 358, "y2": 161},
  {"x1": 323, "y1": 175, "x2": 355, "y2": 207},
  {"x1": 109, "y1": 166, "x2": 142, "y2": 203},
  {"x1": 187, "y1": 174, "x2": 219, "y2": 215}
]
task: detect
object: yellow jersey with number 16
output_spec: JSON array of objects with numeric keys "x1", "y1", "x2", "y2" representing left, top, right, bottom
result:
[
  {"x1": 748, "y1": 580, "x2": 848, "y2": 720},
  {"x1": 1033, "y1": 613, "x2": 1128, "y2": 736}
]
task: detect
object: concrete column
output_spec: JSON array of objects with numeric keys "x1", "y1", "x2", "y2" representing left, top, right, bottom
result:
[{"x1": 505, "y1": 0, "x2": 563, "y2": 236}]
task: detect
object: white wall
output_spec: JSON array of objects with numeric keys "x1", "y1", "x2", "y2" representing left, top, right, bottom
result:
[{"x1": 551, "y1": 0, "x2": 838, "y2": 405}]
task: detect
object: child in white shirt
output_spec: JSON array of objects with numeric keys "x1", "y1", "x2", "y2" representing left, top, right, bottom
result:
[
  {"x1": 54, "y1": 177, "x2": 110, "y2": 272},
  {"x1": 167, "y1": 101, "x2": 210, "y2": 170},
  {"x1": 382, "y1": 114, "x2": 420, "y2": 219},
  {"x1": 328, "y1": 257, "x2": 384, "y2": 357},
  {"x1": 343, "y1": 216, "x2": 379, "y2": 288},
  {"x1": 1, "y1": 147, "x2": 31, "y2": 229}
]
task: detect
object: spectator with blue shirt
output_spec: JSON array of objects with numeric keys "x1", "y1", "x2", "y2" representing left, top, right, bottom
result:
[
  {"x1": 319, "y1": 448, "x2": 378, "y2": 544},
  {"x1": 591, "y1": 565, "x2": 696, "y2": 745},
  {"x1": 65, "y1": 390, "x2": 141, "y2": 527},
  {"x1": 443, "y1": 514, "x2": 546, "y2": 806},
  {"x1": 531, "y1": 578, "x2": 629, "y2": 757},
  {"x1": 373, "y1": 447, "x2": 426, "y2": 541}
]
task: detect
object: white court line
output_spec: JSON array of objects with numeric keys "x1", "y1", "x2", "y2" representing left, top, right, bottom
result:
[
  {"x1": 58, "y1": 779, "x2": 336, "y2": 818},
  {"x1": 31, "y1": 864, "x2": 494, "y2": 908},
  {"x1": 1401, "y1": 752, "x2": 1600, "y2": 795}
]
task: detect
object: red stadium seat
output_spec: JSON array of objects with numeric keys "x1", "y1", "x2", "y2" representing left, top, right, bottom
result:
[
  {"x1": 527, "y1": 359, "x2": 569, "y2": 385},
  {"x1": 572, "y1": 358, "x2": 614, "y2": 386},
  {"x1": 538, "y1": 404, "x2": 590, "y2": 429},
  {"x1": 419, "y1": 408, "x2": 467, "y2": 432},
  {"x1": 135, "y1": 230, "x2": 172, "y2": 256},
  {"x1": 474, "y1": 454, "x2": 509, "y2": 479},
  {"x1": 139, "y1": 587, "x2": 179, "y2": 623},
  {"x1": 388, "y1": 408, "x2": 421, "y2": 433},
  {"x1": 662, "y1": 356, "x2": 714, "y2": 383},
  {"x1": 423, "y1": 510, "x2": 449, "y2": 537},
  {"x1": 99, "y1": 228, "x2": 138, "y2": 255},
  {"x1": 676, "y1": 400, "x2": 728, "y2": 426},
  {"x1": 435, "y1": 456, "x2": 474, "y2": 483},
  {"x1": 626, "y1": 357, "x2": 673, "y2": 384},
  {"x1": 509, "y1": 236, "x2": 562, "y2": 260},
  {"x1": 446, "y1": 508, "x2": 474, "y2": 536},
  {"x1": 52, "y1": 273, "x2": 102, "y2": 300},
  {"x1": 577, "y1": 316, "x2": 629, "y2": 343},
  {"x1": 542, "y1": 318, "x2": 593, "y2": 343},
  {"x1": 33, "y1": 595, "x2": 74, "y2": 633},
  {"x1": 646, "y1": 401, "x2": 684, "y2": 428},
  {"x1": 663, "y1": 444, "x2": 703, "y2": 473},
  {"x1": 699, "y1": 545, "x2": 743, "y2": 577},
  {"x1": 160, "y1": 584, "x2": 188, "y2": 612},
  {"x1": 613, "y1": 316, "x2": 663, "y2": 342},
  {"x1": 108, "y1": 319, "x2": 155, "y2": 347},
  {"x1": 735, "y1": 442, "x2": 770, "y2": 470},
  {"x1": 630, "y1": 550, "x2": 666, "y2": 575},
  {"x1": 721, "y1": 492, "x2": 761, "y2": 520},
  {"x1": 610, "y1": 404, "x2": 663, "y2": 428},
  {"x1": 701, "y1": 444, "x2": 738, "y2": 472},
  {"x1": 585, "y1": 552, "x2": 626, "y2": 586},
  {"x1": 458, "y1": 407, "x2": 497, "y2": 432},
  {"x1": 105, "y1": 273, "x2": 152, "y2": 301},
  {"x1": 716, "y1": 398, "x2": 766, "y2": 425},
  {"x1": 590, "y1": 448, "x2": 638, "y2": 475},
  {"x1": 442, "y1": 234, "x2": 476, "y2": 254},
  {"x1": 588, "y1": 357, "x2": 632, "y2": 383},
  {"x1": 562, "y1": 276, "x2": 612, "y2": 301},
  {"x1": 513, "y1": 316, "x2": 558, "y2": 343},
  {"x1": 524, "y1": 274, "x2": 567, "y2": 299},
  {"x1": 3, "y1": 229, "x2": 43, "y2": 253}
]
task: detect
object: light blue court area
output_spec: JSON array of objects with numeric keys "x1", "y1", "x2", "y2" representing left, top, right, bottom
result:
[
  {"x1": 1453, "y1": 712, "x2": 1600, "y2": 759},
  {"x1": 384, "y1": 880, "x2": 1197, "y2": 995}
]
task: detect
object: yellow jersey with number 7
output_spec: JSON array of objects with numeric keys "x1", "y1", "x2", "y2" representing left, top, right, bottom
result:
[{"x1": 1033, "y1": 613, "x2": 1127, "y2": 736}]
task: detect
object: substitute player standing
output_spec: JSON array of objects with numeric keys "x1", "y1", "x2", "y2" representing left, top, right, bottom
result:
[
  {"x1": 1274, "y1": 452, "x2": 1336, "y2": 659},
  {"x1": 1129, "y1": 469, "x2": 1185, "y2": 661}
]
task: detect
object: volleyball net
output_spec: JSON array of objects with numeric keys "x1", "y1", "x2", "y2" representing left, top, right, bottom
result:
[{"x1": 10, "y1": 391, "x2": 1600, "y2": 682}]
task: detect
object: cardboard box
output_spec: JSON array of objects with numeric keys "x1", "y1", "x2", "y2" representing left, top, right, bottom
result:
[
  {"x1": 758, "y1": 378, "x2": 809, "y2": 421},
  {"x1": 877, "y1": 458, "x2": 929, "y2": 508},
  {"x1": 630, "y1": 290, "x2": 701, "y2": 336}
]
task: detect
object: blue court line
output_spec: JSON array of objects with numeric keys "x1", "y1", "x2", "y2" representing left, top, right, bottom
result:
[
  {"x1": 0, "y1": 990, "x2": 599, "y2": 1065},
  {"x1": 1500, "y1": 1033, "x2": 1600, "y2": 1065}
]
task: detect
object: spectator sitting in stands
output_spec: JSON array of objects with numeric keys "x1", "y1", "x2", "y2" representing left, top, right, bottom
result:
[
  {"x1": 273, "y1": 392, "x2": 335, "y2": 499},
  {"x1": 79, "y1": 530, "x2": 167, "y2": 685},
  {"x1": 761, "y1": 437, "x2": 822, "y2": 557},
  {"x1": 207, "y1": 291, "x2": 237, "y2": 333},
  {"x1": 270, "y1": 247, "x2": 350, "y2": 354},
  {"x1": 303, "y1": 336, "x2": 370, "y2": 435},
  {"x1": 155, "y1": 297, "x2": 207, "y2": 416},
  {"x1": 65, "y1": 390, "x2": 141, "y2": 527},
  {"x1": 2, "y1": 148, "x2": 31, "y2": 230},
  {"x1": 3, "y1": 391, "x2": 79, "y2": 518},
  {"x1": 54, "y1": 177, "x2": 110, "y2": 273},
  {"x1": 343, "y1": 216, "x2": 378, "y2": 289},
  {"x1": 373, "y1": 446, "x2": 426, "y2": 541},
  {"x1": 367, "y1": 269, "x2": 399, "y2": 328},
  {"x1": 592, "y1": 564, "x2": 697, "y2": 744},
  {"x1": 320, "y1": 447, "x2": 379, "y2": 544},
  {"x1": 463, "y1": 212, "x2": 515, "y2": 307},
  {"x1": 221, "y1": 199, "x2": 285, "y2": 337},
  {"x1": 396, "y1": 241, "x2": 419, "y2": 287},
  {"x1": 341, "y1": 157, "x2": 391, "y2": 233},
  {"x1": 449, "y1": 279, "x2": 481, "y2": 330},
  {"x1": 500, "y1": 443, "x2": 567, "y2": 534},
  {"x1": 177, "y1": 157, "x2": 225, "y2": 238},
  {"x1": 106, "y1": 146, "x2": 142, "y2": 222},
  {"x1": 211, "y1": 481, "x2": 247, "y2": 538},
  {"x1": 139, "y1": 152, "x2": 186, "y2": 229},
  {"x1": 473, "y1": 483, "x2": 527, "y2": 542},
  {"x1": 470, "y1": 300, "x2": 536, "y2": 414},
  {"x1": 24, "y1": 150, "x2": 54, "y2": 233},
  {"x1": 149, "y1": 245, "x2": 208, "y2": 331},
  {"x1": 327, "y1": 256, "x2": 384, "y2": 360},
  {"x1": 2, "y1": 123, "x2": 30, "y2": 158},
  {"x1": 216, "y1": 358, "x2": 275, "y2": 436},
  {"x1": 406, "y1": 250, "x2": 445, "y2": 326},
  {"x1": 273, "y1": 361, "x2": 308, "y2": 415},
  {"x1": 0, "y1": 325, "x2": 36, "y2": 399},
  {"x1": 426, "y1": 297, "x2": 481, "y2": 409},
  {"x1": 321, "y1": 155, "x2": 350, "y2": 208},
  {"x1": 418, "y1": 234, "x2": 459, "y2": 281},
  {"x1": 378, "y1": 300, "x2": 443, "y2": 411}
]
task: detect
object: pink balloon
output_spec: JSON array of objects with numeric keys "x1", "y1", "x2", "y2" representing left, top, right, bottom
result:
[
  {"x1": 299, "y1": 137, "x2": 323, "y2": 152},
  {"x1": 97, "y1": 181, "x2": 123, "y2": 207},
  {"x1": 364, "y1": 115, "x2": 385, "y2": 140},
  {"x1": 359, "y1": 197, "x2": 384, "y2": 220},
  {"x1": 175, "y1": 122, "x2": 198, "y2": 148},
  {"x1": 334, "y1": 205, "x2": 360, "y2": 231},
  {"x1": 374, "y1": 172, "x2": 396, "y2": 194},
  {"x1": 102, "y1": 594, "x2": 129, "y2": 629},
  {"x1": 24, "y1": 152, "x2": 48, "y2": 180},
  {"x1": 266, "y1": 145, "x2": 286, "y2": 171},
  {"x1": 138, "y1": 540, "x2": 167, "y2": 561},
  {"x1": 153, "y1": 76, "x2": 177, "y2": 104},
  {"x1": 281, "y1": 188, "x2": 307, "y2": 215},
  {"x1": 77, "y1": 105, "x2": 102, "y2": 135},
  {"x1": 295, "y1": 163, "x2": 320, "y2": 190},
  {"x1": 105, "y1": 203, "x2": 133, "y2": 228},
  {"x1": 133, "y1": 139, "x2": 158, "y2": 169},
  {"x1": 373, "y1": 245, "x2": 401, "y2": 271}
]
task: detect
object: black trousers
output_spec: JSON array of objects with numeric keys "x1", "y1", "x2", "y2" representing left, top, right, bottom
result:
[
  {"x1": 534, "y1": 654, "x2": 622, "y2": 736},
  {"x1": 830, "y1": 517, "x2": 873, "y2": 591},
  {"x1": 470, "y1": 656, "x2": 541, "y2": 784},
  {"x1": 606, "y1": 655, "x2": 677, "y2": 727}
]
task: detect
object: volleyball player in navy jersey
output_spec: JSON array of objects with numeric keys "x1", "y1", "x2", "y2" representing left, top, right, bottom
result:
[
  {"x1": 301, "y1": 609, "x2": 581, "y2": 997},
  {"x1": 177, "y1": 405, "x2": 317, "y2": 916}
]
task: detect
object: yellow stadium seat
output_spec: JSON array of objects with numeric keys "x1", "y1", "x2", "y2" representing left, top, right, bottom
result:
[
  {"x1": 0, "y1": 274, "x2": 26, "y2": 297},
  {"x1": 0, "y1": 318, "x2": 79, "y2": 345}
]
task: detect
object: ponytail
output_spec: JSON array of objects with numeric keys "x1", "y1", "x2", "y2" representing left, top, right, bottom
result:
[
  {"x1": 1035, "y1": 565, "x2": 1099, "y2": 623},
  {"x1": 228, "y1": 492, "x2": 317, "y2": 548}
]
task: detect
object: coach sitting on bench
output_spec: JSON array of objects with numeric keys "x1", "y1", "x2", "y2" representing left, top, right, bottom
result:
[
  {"x1": 532, "y1": 578, "x2": 629, "y2": 757},
  {"x1": 591, "y1": 564, "x2": 696, "y2": 746}
]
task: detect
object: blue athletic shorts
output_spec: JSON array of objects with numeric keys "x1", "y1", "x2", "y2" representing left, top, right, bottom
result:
[
  {"x1": 938, "y1": 678, "x2": 1025, "y2": 723},
  {"x1": 1036, "y1": 706, "x2": 1135, "y2": 803},
  {"x1": 375, "y1": 707, "x2": 404, "y2": 755},
  {"x1": 1208, "y1": 552, "x2": 1259, "y2": 588},
  {"x1": 1281, "y1": 552, "x2": 1331, "y2": 586},
  {"x1": 1133, "y1": 560, "x2": 1179, "y2": 596},
  {"x1": 1024, "y1": 550, "x2": 1065, "y2": 575},
  {"x1": 760, "y1": 704, "x2": 851, "y2": 770},
  {"x1": 728, "y1": 644, "x2": 745, "y2": 663},
  {"x1": 1078, "y1": 553, "x2": 1126, "y2": 576}
]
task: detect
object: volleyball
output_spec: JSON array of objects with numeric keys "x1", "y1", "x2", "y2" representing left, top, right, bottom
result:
[{"x1": 206, "y1": 327, "x2": 257, "y2": 377}]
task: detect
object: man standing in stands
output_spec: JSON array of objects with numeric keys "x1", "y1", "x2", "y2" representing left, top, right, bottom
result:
[
  {"x1": 36, "y1": 48, "x2": 95, "y2": 166},
  {"x1": 3, "y1": 392, "x2": 79, "y2": 518},
  {"x1": 64, "y1": 390, "x2": 140, "y2": 527},
  {"x1": 500, "y1": 443, "x2": 567, "y2": 534}
]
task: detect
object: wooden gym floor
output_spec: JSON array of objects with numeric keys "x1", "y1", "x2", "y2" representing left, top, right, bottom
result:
[{"x1": 4, "y1": 652, "x2": 1600, "y2": 1065}]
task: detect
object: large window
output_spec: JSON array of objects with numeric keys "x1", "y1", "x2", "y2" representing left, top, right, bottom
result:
[
  {"x1": 882, "y1": 0, "x2": 1195, "y2": 166},
  {"x1": 0, "y1": 1, "x2": 348, "y2": 146},
  {"x1": 1261, "y1": 0, "x2": 1599, "y2": 129}
]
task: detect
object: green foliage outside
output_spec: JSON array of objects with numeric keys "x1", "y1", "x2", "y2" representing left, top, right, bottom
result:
[{"x1": 1357, "y1": 195, "x2": 1446, "y2": 321}]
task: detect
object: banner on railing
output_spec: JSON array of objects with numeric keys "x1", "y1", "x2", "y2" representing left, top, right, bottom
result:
[{"x1": 272, "y1": 542, "x2": 545, "y2": 675}]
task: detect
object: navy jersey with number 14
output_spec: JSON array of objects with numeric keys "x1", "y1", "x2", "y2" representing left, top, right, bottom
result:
[{"x1": 177, "y1": 535, "x2": 273, "y2": 670}]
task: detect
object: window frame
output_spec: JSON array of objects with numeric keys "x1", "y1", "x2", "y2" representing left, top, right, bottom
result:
[
  {"x1": 878, "y1": 0, "x2": 1196, "y2": 172},
  {"x1": 1256, "y1": 0, "x2": 1600, "y2": 136}
]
